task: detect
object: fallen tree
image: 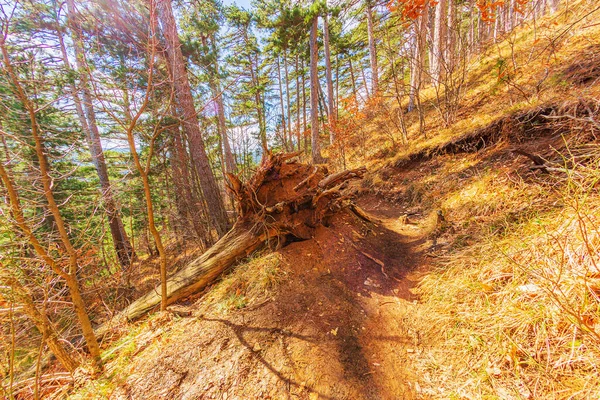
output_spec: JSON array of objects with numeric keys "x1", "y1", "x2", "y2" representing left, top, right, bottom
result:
[{"x1": 97, "y1": 152, "x2": 366, "y2": 337}]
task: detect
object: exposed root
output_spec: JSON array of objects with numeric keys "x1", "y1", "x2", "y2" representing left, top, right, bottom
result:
[
  {"x1": 97, "y1": 153, "x2": 367, "y2": 334},
  {"x1": 393, "y1": 99, "x2": 600, "y2": 170}
]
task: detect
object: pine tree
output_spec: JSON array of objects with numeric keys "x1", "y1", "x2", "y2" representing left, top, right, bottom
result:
[
  {"x1": 308, "y1": 2, "x2": 324, "y2": 163},
  {"x1": 156, "y1": 0, "x2": 229, "y2": 236}
]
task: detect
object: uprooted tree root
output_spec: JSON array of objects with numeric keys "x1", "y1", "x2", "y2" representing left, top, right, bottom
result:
[
  {"x1": 97, "y1": 152, "x2": 367, "y2": 337},
  {"x1": 393, "y1": 98, "x2": 600, "y2": 170}
]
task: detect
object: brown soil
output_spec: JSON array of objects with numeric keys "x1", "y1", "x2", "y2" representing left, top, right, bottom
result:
[
  {"x1": 391, "y1": 99, "x2": 599, "y2": 172},
  {"x1": 102, "y1": 97, "x2": 600, "y2": 400},
  {"x1": 107, "y1": 199, "x2": 435, "y2": 400}
]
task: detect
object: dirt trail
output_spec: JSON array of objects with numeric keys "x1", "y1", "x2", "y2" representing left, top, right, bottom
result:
[{"x1": 109, "y1": 198, "x2": 436, "y2": 400}]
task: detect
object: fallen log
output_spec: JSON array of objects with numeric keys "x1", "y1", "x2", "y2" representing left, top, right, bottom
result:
[{"x1": 96, "y1": 153, "x2": 366, "y2": 338}]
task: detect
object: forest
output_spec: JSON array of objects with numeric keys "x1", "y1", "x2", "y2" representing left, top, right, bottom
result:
[{"x1": 1, "y1": 0, "x2": 599, "y2": 398}]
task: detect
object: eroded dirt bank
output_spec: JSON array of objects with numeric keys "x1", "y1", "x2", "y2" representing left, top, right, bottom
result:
[{"x1": 105, "y1": 198, "x2": 437, "y2": 400}]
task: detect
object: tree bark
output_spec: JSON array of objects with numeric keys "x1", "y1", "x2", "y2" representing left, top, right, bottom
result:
[
  {"x1": 276, "y1": 55, "x2": 289, "y2": 150},
  {"x1": 408, "y1": 3, "x2": 429, "y2": 112},
  {"x1": 169, "y1": 113, "x2": 209, "y2": 245},
  {"x1": 360, "y1": 61, "x2": 371, "y2": 98},
  {"x1": 283, "y1": 49, "x2": 292, "y2": 144},
  {"x1": 309, "y1": 13, "x2": 324, "y2": 163},
  {"x1": 365, "y1": 0, "x2": 379, "y2": 95},
  {"x1": 302, "y1": 57, "x2": 308, "y2": 152},
  {"x1": 446, "y1": 0, "x2": 456, "y2": 72},
  {"x1": 156, "y1": 0, "x2": 229, "y2": 237},
  {"x1": 349, "y1": 57, "x2": 358, "y2": 100},
  {"x1": 469, "y1": 0, "x2": 475, "y2": 49},
  {"x1": 204, "y1": 35, "x2": 236, "y2": 175},
  {"x1": 432, "y1": 0, "x2": 447, "y2": 83},
  {"x1": 323, "y1": 10, "x2": 336, "y2": 144},
  {"x1": 295, "y1": 54, "x2": 302, "y2": 151}
]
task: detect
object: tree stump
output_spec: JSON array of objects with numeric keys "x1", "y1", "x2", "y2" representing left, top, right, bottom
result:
[{"x1": 97, "y1": 152, "x2": 366, "y2": 337}]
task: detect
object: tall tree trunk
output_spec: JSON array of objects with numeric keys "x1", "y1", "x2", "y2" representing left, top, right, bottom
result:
[
  {"x1": 309, "y1": 13, "x2": 323, "y2": 163},
  {"x1": 432, "y1": 0, "x2": 447, "y2": 83},
  {"x1": 276, "y1": 55, "x2": 288, "y2": 150},
  {"x1": 348, "y1": 57, "x2": 358, "y2": 100},
  {"x1": 169, "y1": 126, "x2": 189, "y2": 235},
  {"x1": 318, "y1": 81, "x2": 329, "y2": 120},
  {"x1": 383, "y1": 26, "x2": 408, "y2": 145},
  {"x1": 493, "y1": 8, "x2": 499, "y2": 41},
  {"x1": 365, "y1": 0, "x2": 379, "y2": 95},
  {"x1": 360, "y1": 61, "x2": 371, "y2": 98},
  {"x1": 508, "y1": 0, "x2": 515, "y2": 31},
  {"x1": 446, "y1": 0, "x2": 456, "y2": 72},
  {"x1": 283, "y1": 49, "x2": 292, "y2": 143},
  {"x1": 63, "y1": 0, "x2": 134, "y2": 269},
  {"x1": 295, "y1": 54, "x2": 302, "y2": 151},
  {"x1": 215, "y1": 79, "x2": 236, "y2": 175},
  {"x1": 302, "y1": 57, "x2": 308, "y2": 152},
  {"x1": 245, "y1": 39, "x2": 268, "y2": 153},
  {"x1": 322, "y1": 11, "x2": 336, "y2": 144},
  {"x1": 478, "y1": 8, "x2": 487, "y2": 47},
  {"x1": 205, "y1": 35, "x2": 236, "y2": 175},
  {"x1": 469, "y1": 0, "x2": 475, "y2": 50},
  {"x1": 335, "y1": 53, "x2": 340, "y2": 116},
  {"x1": 408, "y1": 3, "x2": 429, "y2": 112},
  {"x1": 169, "y1": 116, "x2": 209, "y2": 246},
  {"x1": 156, "y1": 0, "x2": 228, "y2": 237}
]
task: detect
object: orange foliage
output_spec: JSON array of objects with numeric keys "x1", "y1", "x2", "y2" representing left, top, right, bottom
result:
[
  {"x1": 513, "y1": 0, "x2": 529, "y2": 14},
  {"x1": 477, "y1": 0, "x2": 529, "y2": 22},
  {"x1": 387, "y1": 0, "x2": 429, "y2": 20},
  {"x1": 387, "y1": 0, "x2": 529, "y2": 24},
  {"x1": 476, "y1": 0, "x2": 504, "y2": 23},
  {"x1": 329, "y1": 95, "x2": 367, "y2": 167}
]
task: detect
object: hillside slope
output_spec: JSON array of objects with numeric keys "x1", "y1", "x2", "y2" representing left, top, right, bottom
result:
[
  {"x1": 72, "y1": 206, "x2": 436, "y2": 400},
  {"x1": 64, "y1": 2, "x2": 600, "y2": 399}
]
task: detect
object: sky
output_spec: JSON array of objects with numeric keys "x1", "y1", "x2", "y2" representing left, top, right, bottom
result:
[{"x1": 221, "y1": 0, "x2": 253, "y2": 10}]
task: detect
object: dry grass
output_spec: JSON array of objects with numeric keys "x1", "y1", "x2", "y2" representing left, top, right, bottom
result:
[
  {"x1": 64, "y1": 251, "x2": 288, "y2": 399},
  {"x1": 201, "y1": 252, "x2": 288, "y2": 314},
  {"x1": 338, "y1": 0, "x2": 600, "y2": 175},
  {"x1": 406, "y1": 135, "x2": 600, "y2": 398},
  {"x1": 338, "y1": 1, "x2": 600, "y2": 396}
]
